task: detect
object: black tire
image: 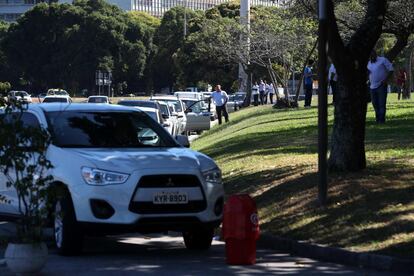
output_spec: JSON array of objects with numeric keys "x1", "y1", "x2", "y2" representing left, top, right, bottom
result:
[
  {"x1": 54, "y1": 191, "x2": 84, "y2": 256},
  {"x1": 183, "y1": 228, "x2": 214, "y2": 250}
]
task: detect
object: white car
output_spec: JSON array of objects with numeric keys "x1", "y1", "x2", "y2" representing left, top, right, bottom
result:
[
  {"x1": 87, "y1": 96, "x2": 110, "y2": 104},
  {"x1": 47, "y1": 89, "x2": 69, "y2": 96},
  {"x1": 42, "y1": 95, "x2": 72, "y2": 103},
  {"x1": 174, "y1": 91, "x2": 203, "y2": 101},
  {"x1": 0, "y1": 103, "x2": 224, "y2": 255},
  {"x1": 150, "y1": 96, "x2": 187, "y2": 135},
  {"x1": 8, "y1": 91, "x2": 32, "y2": 103},
  {"x1": 181, "y1": 98, "x2": 211, "y2": 133},
  {"x1": 136, "y1": 106, "x2": 175, "y2": 136},
  {"x1": 156, "y1": 100, "x2": 179, "y2": 136}
]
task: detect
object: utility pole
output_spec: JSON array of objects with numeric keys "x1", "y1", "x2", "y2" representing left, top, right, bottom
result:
[
  {"x1": 183, "y1": 0, "x2": 187, "y2": 38},
  {"x1": 239, "y1": 0, "x2": 250, "y2": 93},
  {"x1": 318, "y1": 0, "x2": 328, "y2": 205}
]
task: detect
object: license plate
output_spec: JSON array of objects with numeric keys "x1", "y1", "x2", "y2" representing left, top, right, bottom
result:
[{"x1": 153, "y1": 192, "x2": 188, "y2": 204}]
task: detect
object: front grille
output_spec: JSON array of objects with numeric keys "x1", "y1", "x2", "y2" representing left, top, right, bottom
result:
[
  {"x1": 138, "y1": 175, "x2": 200, "y2": 188},
  {"x1": 129, "y1": 174, "x2": 207, "y2": 214}
]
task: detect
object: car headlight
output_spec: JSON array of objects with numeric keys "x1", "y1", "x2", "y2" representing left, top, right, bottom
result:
[
  {"x1": 202, "y1": 168, "x2": 222, "y2": 184},
  {"x1": 81, "y1": 167, "x2": 129, "y2": 186}
]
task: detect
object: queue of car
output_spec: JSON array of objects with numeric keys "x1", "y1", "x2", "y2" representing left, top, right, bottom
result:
[
  {"x1": 0, "y1": 89, "x2": 252, "y2": 255},
  {"x1": 0, "y1": 103, "x2": 224, "y2": 255}
]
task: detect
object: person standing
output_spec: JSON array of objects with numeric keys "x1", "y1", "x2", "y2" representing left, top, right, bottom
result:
[
  {"x1": 304, "y1": 59, "x2": 314, "y2": 108},
  {"x1": 252, "y1": 82, "x2": 259, "y2": 106},
  {"x1": 264, "y1": 81, "x2": 270, "y2": 104},
  {"x1": 211, "y1": 84, "x2": 229, "y2": 125},
  {"x1": 328, "y1": 63, "x2": 337, "y2": 104},
  {"x1": 268, "y1": 82, "x2": 275, "y2": 104},
  {"x1": 259, "y1": 80, "x2": 265, "y2": 105},
  {"x1": 396, "y1": 68, "x2": 407, "y2": 100},
  {"x1": 367, "y1": 50, "x2": 394, "y2": 124}
]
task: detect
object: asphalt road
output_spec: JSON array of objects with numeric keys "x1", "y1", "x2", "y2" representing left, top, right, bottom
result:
[{"x1": 0, "y1": 233, "x2": 397, "y2": 275}]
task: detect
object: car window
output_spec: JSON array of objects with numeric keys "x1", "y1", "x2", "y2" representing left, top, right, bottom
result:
[
  {"x1": 183, "y1": 100, "x2": 202, "y2": 113},
  {"x1": 118, "y1": 101, "x2": 156, "y2": 108},
  {"x1": 88, "y1": 97, "x2": 107, "y2": 103},
  {"x1": 46, "y1": 111, "x2": 177, "y2": 148},
  {"x1": 159, "y1": 105, "x2": 169, "y2": 116},
  {"x1": 1, "y1": 112, "x2": 40, "y2": 129},
  {"x1": 43, "y1": 98, "x2": 68, "y2": 103}
]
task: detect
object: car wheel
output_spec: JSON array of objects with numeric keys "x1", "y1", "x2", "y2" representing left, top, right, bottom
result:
[
  {"x1": 183, "y1": 228, "x2": 214, "y2": 250},
  {"x1": 54, "y1": 192, "x2": 84, "y2": 256}
]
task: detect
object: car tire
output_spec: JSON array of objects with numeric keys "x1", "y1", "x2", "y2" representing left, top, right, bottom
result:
[
  {"x1": 183, "y1": 228, "x2": 214, "y2": 250},
  {"x1": 54, "y1": 191, "x2": 84, "y2": 256}
]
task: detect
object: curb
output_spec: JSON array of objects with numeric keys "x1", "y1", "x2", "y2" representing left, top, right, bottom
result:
[{"x1": 257, "y1": 233, "x2": 414, "y2": 274}]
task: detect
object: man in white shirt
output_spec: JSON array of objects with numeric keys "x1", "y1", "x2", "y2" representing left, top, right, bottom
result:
[
  {"x1": 211, "y1": 84, "x2": 229, "y2": 125},
  {"x1": 328, "y1": 63, "x2": 337, "y2": 104},
  {"x1": 259, "y1": 80, "x2": 265, "y2": 105},
  {"x1": 367, "y1": 50, "x2": 394, "y2": 123},
  {"x1": 268, "y1": 83, "x2": 275, "y2": 104},
  {"x1": 252, "y1": 82, "x2": 259, "y2": 106}
]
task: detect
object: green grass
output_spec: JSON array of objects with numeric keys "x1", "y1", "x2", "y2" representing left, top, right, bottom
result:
[{"x1": 192, "y1": 94, "x2": 414, "y2": 259}]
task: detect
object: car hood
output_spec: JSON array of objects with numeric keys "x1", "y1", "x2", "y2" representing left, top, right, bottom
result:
[{"x1": 61, "y1": 147, "x2": 216, "y2": 173}]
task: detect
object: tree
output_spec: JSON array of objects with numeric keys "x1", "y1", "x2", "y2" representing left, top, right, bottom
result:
[
  {"x1": 152, "y1": 6, "x2": 199, "y2": 91},
  {"x1": 2, "y1": 0, "x2": 155, "y2": 94}
]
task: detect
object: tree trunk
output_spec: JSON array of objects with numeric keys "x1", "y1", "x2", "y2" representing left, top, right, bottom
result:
[
  {"x1": 328, "y1": 71, "x2": 368, "y2": 171},
  {"x1": 326, "y1": 0, "x2": 386, "y2": 172}
]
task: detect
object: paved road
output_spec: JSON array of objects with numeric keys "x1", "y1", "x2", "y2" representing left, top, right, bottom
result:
[{"x1": 0, "y1": 232, "x2": 397, "y2": 275}]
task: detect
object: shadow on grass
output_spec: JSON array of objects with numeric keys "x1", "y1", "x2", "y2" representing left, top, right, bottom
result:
[
  {"x1": 201, "y1": 125, "x2": 318, "y2": 160},
  {"x1": 252, "y1": 161, "x2": 414, "y2": 259}
]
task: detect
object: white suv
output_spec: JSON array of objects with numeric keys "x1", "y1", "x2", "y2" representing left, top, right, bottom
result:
[{"x1": 0, "y1": 103, "x2": 224, "y2": 255}]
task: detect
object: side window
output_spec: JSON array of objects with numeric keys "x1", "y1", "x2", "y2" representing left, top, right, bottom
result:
[{"x1": 21, "y1": 113, "x2": 41, "y2": 128}]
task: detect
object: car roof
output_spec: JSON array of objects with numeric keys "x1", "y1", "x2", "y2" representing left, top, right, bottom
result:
[
  {"x1": 151, "y1": 96, "x2": 179, "y2": 100},
  {"x1": 31, "y1": 103, "x2": 143, "y2": 113},
  {"x1": 137, "y1": 106, "x2": 157, "y2": 113},
  {"x1": 88, "y1": 95, "x2": 108, "y2": 98},
  {"x1": 44, "y1": 95, "x2": 71, "y2": 98},
  {"x1": 118, "y1": 100, "x2": 151, "y2": 103}
]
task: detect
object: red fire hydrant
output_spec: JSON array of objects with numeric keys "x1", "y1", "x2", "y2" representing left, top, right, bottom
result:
[{"x1": 222, "y1": 194, "x2": 260, "y2": 265}]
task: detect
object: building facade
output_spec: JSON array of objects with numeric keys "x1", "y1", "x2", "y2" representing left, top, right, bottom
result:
[
  {"x1": 0, "y1": 0, "x2": 281, "y2": 22},
  {"x1": 0, "y1": 0, "x2": 71, "y2": 22}
]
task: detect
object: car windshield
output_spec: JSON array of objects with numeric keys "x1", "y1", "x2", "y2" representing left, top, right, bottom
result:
[
  {"x1": 16, "y1": 92, "x2": 28, "y2": 97},
  {"x1": 46, "y1": 111, "x2": 177, "y2": 148},
  {"x1": 228, "y1": 95, "x2": 235, "y2": 101},
  {"x1": 164, "y1": 100, "x2": 182, "y2": 112},
  {"x1": 88, "y1": 97, "x2": 107, "y2": 103},
  {"x1": 235, "y1": 94, "x2": 245, "y2": 101},
  {"x1": 43, "y1": 97, "x2": 68, "y2": 103},
  {"x1": 118, "y1": 101, "x2": 156, "y2": 108}
]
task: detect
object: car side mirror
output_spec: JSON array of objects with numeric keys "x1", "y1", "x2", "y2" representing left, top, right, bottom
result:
[
  {"x1": 185, "y1": 108, "x2": 192, "y2": 113},
  {"x1": 175, "y1": 135, "x2": 190, "y2": 148},
  {"x1": 162, "y1": 114, "x2": 169, "y2": 119}
]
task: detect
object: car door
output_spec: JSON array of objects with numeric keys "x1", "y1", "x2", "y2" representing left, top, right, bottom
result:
[
  {"x1": 0, "y1": 112, "x2": 42, "y2": 217},
  {"x1": 184, "y1": 102, "x2": 210, "y2": 131}
]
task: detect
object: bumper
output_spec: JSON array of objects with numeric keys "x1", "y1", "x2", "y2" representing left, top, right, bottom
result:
[{"x1": 80, "y1": 217, "x2": 222, "y2": 235}]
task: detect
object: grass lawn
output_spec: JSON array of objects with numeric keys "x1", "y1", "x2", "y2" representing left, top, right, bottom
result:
[{"x1": 192, "y1": 94, "x2": 414, "y2": 259}]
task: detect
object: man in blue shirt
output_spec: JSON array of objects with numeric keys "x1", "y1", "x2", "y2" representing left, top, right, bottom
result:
[{"x1": 304, "y1": 59, "x2": 314, "y2": 107}]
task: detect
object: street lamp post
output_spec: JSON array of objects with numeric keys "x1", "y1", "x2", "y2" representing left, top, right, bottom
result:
[
  {"x1": 318, "y1": 0, "x2": 328, "y2": 205},
  {"x1": 183, "y1": 0, "x2": 187, "y2": 38}
]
